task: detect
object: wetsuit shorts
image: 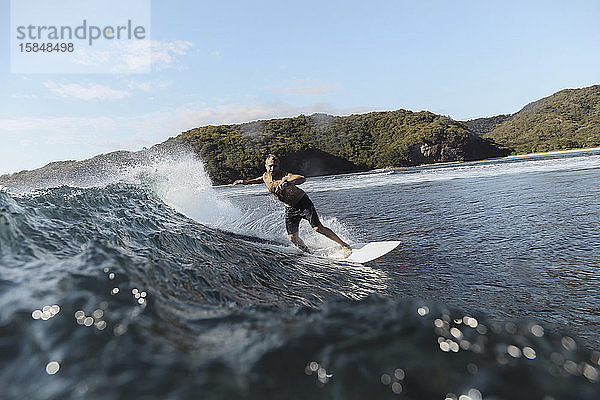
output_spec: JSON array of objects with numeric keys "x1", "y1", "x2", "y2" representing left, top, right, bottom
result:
[{"x1": 284, "y1": 194, "x2": 321, "y2": 234}]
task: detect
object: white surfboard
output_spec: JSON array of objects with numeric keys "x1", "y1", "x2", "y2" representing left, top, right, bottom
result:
[{"x1": 327, "y1": 241, "x2": 401, "y2": 263}]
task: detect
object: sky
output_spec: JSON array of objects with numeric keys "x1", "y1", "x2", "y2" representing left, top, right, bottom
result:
[{"x1": 1, "y1": 0, "x2": 599, "y2": 174}]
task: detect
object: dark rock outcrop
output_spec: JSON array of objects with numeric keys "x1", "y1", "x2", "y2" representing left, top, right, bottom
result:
[{"x1": 279, "y1": 149, "x2": 366, "y2": 177}]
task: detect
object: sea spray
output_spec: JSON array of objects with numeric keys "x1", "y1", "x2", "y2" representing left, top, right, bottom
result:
[
  {"x1": 135, "y1": 150, "x2": 358, "y2": 249},
  {"x1": 131, "y1": 152, "x2": 243, "y2": 227}
]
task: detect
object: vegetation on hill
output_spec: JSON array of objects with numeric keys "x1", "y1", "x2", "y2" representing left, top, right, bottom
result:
[
  {"x1": 463, "y1": 114, "x2": 511, "y2": 136},
  {"x1": 468, "y1": 85, "x2": 600, "y2": 154},
  {"x1": 179, "y1": 110, "x2": 506, "y2": 184}
]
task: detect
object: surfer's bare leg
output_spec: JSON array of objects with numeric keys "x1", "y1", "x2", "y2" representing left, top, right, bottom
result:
[
  {"x1": 313, "y1": 224, "x2": 351, "y2": 254},
  {"x1": 288, "y1": 233, "x2": 311, "y2": 253}
]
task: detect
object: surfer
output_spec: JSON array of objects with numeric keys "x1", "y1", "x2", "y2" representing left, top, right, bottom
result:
[{"x1": 232, "y1": 154, "x2": 351, "y2": 256}]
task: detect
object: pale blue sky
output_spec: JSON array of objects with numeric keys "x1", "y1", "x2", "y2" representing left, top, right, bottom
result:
[{"x1": 1, "y1": 0, "x2": 599, "y2": 174}]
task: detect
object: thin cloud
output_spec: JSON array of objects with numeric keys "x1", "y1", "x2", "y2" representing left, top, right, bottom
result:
[
  {"x1": 71, "y1": 49, "x2": 111, "y2": 67},
  {"x1": 0, "y1": 116, "x2": 118, "y2": 133},
  {"x1": 11, "y1": 93, "x2": 38, "y2": 99},
  {"x1": 69, "y1": 40, "x2": 194, "y2": 73},
  {"x1": 151, "y1": 40, "x2": 194, "y2": 71},
  {"x1": 43, "y1": 81, "x2": 130, "y2": 100},
  {"x1": 126, "y1": 79, "x2": 171, "y2": 92},
  {"x1": 0, "y1": 116, "x2": 147, "y2": 151},
  {"x1": 274, "y1": 79, "x2": 337, "y2": 96},
  {"x1": 91, "y1": 135, "x2": 159, "y2": 150},
  {"x1": 42, "y1": 79, "x2": 170, "y2": 100}
]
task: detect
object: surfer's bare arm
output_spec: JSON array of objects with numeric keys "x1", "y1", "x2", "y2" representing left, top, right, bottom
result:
[
  {"x1": 233, "y1": 176, "x2": 263, "y2": 185},
  {"x1": 282, "y1": 173, "x2": 306, "y2": 185}
]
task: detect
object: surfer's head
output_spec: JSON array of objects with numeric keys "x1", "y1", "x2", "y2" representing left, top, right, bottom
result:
[{"x1": 265, "y1": 154, "x2": 280, "y2": 173}]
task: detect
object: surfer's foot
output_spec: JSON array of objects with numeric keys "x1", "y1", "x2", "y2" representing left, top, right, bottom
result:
[
  {"x1": 289, "y1": 234, "x2": 311, "y2": 253},
  {"x1": 294, "y1": 244, "x2": 312, "y2": 254},
  {"x1": 341, "y1": 245, "x2": 352, "y2": 258}
]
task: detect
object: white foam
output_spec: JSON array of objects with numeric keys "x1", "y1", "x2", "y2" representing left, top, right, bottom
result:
[
  {"x1": 132, "y1": 153, "x2": 243, "y2": 227},
  {"x1": 298, "y1": 152, "x2": 600, "y2": 193}
]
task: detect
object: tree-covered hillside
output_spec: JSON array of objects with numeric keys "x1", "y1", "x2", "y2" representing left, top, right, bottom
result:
[
  {"x1": 471, "y1": 85, "x2": 600, "y2": 154},
  {"x1": 179, "y1": 110, "x2": 506, "y2": 184}
]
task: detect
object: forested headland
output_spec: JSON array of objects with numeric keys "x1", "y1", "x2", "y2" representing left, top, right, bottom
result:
[{"x1": 177, "y1": 111, "x2": 505, "y2": 184}]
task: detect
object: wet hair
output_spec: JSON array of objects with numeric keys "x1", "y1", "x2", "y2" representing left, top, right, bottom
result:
[{"x1": 265, "y1": 154, "x2": 280, "y2": 163}]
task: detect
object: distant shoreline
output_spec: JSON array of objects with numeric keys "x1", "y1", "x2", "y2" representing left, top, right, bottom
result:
[
  {"x1": 370, "y1": 146, "x2": 600, "y2": 173},
  {"x1": 506, "y1": 147, "x2": 600, "y2": 159}
]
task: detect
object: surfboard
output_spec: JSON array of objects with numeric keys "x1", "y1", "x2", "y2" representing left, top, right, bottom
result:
[{"x1": 326, "y1": 241, "x2": 401, "y2": 263}]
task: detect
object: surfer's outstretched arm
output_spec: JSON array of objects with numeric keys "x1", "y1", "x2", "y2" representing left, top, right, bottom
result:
[{"x1": 233, "y1": 176, "x2": 263, "y2": 185}]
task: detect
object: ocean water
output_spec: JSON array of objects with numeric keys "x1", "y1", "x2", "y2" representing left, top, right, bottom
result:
[{"x1": 1, "y1": 150, "x2": 599, "y2": 399}]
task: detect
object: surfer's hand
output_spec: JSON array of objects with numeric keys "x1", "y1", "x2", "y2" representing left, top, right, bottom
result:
[
  {"x1": 274, "y1": 181, "x2": 288, "y2": 195},
  {"x1": 233, "y1": 179, "x2": 244, "y2": 185}
]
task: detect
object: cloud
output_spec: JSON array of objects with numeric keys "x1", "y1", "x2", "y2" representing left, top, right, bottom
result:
[
  {"x1": 43, "y1": 81, "x2": 130, "y2": 100},
  {"x1": 126, "y1": 79, "x2": 171, "y2": 92},
  {"x1": 71, "y1": 48, "x2": 112, "y2": 67},
  {"x1": 11, "y1": 93, "x2": 38, "y2": 99},
  {"x1": 151, "y1": 40, "x2": 194, "y2": 70},
  {"x1": 116, "y1": 39, "x2": 194, "y2": 72},
  {"x1": 0, "y1": 113, "x2": 172, "y2": 153},
  {"x1": 19, "y1": 139, "x2": 35, "y2": 146},
  {"x1": 274, "y1": 79, "x2": 337, "y2": 96},
  {"x1": 69, "y1": 40, "x2": 194, "y2": 73},
  {"x1": 0, "y1": 103, "x2": 371, "y2": 140},
  {"x1": 0, "y1": 102, "x2": 377, "y2": 175},
  {"x1": 127, "y1": 81, "x2": 151, "y2": 92},
  {"x1": 90, "y1": 130, "x2": 166, "y2": 150},
  {"x1": 0, "y1": 116, "x2": 118, "y2": 132},
  {"x1": 41, "y1": 78, "x2": 170, "y2": 100}
]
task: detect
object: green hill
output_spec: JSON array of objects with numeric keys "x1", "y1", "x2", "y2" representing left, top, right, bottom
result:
[
  {"x1": 179, "y1": 110, "x2": 506, "y2": 184},
  {"x1": 463, "y1": 114, "x2": 511, "y2": 136},
  {"x1": 468, "y1": 85, "x2": 600, "y2": 154}
]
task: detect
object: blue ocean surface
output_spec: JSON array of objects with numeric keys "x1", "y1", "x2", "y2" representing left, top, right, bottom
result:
[{"x1": 1, "y1": 150, "x2": 599, "y2": 399}]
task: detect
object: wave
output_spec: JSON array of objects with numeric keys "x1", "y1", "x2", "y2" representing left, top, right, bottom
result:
[{"x1": 0, "y1": 184, "x2": 387, "y2": 304}]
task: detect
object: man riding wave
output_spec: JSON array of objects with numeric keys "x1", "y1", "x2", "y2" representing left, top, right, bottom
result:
[{"x1": 233, "y1": 154, "x2": 351, "y2": 256}]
